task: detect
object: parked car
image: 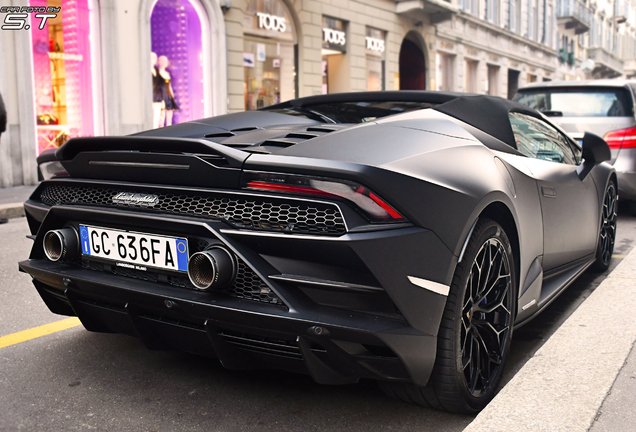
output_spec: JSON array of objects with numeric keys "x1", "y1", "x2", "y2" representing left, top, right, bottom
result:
[
  {"x1": 514, "y1": 79, "x2": 636, "y2": 214},
  {"x1": 20, "y1": 91, "x2": 616, "y2": 413}
]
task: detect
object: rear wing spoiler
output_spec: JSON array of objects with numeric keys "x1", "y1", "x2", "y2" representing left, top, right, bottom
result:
[
  {"x1": 54, "y1": 136, "x2": 249, "y2": 168},
  {"x1": 47, "y1": 136, "x2": 252, "y2": 189}
]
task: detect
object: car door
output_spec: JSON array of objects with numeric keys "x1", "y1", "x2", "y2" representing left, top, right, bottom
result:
[{"x1": 509, "y1": 112, "x2": 600, "y2": 271}]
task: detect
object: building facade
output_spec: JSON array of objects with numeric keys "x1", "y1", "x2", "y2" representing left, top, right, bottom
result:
[{"x1": 1, "y1": 0, "x2": 636, "y2": 187}]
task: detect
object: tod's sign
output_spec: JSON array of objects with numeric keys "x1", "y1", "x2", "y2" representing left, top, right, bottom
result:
[
  {"x1": 323, "y1": 28, "x2": 346, "y2": 46},
  {"x1": 322, "y1": 16, "x2": 347, "y2": 53},
  {"x1": 366, "y1": 37, "x2": 385, "y2": 53},
  {"x1": 256, "y1": 12, "x2": 287, "y2": 32}
]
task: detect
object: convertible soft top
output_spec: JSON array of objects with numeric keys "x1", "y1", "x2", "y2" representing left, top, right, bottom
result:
[{"x1": 265, "y1": 91, "x2": 539, "y2": 149}]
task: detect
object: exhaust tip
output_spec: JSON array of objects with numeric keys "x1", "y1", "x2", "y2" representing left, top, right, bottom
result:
[
  {"x1": 43, "y1": 228, "x2": 79, "y2": 262},
  {"x1": 188, "y1": 246, "x2": 236, "y2": 291}
]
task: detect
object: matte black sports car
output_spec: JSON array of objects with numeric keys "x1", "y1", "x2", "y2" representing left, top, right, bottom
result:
[{"x1": 20, "y1": 91, "x2": 616, "y2": 413}]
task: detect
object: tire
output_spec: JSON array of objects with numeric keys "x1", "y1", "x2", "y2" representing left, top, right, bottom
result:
[
  {"x1": 379, "y1": 218, "x2": 517, "y2": 413},
  {"x1": 591, "y1": 181, "x2": 618, "y2": 272},
  {"x1": 628, "y1": 200, "x2": 636, "y2": 217}
]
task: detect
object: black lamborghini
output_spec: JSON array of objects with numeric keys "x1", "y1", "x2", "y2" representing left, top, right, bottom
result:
[{"x1": 20, "y1": 91, "x2": 617, "y2": 413}]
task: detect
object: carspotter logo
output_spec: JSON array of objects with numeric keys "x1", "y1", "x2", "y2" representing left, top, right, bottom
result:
[{"x1": 1, "y1": 5, "x2": 60, "y2": 30}]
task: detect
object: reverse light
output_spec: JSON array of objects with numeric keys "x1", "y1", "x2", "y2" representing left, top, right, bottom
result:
[
  {"x1": 243, "y1": 172, "x2": 405, "y2": 223},
  {"x1": 603, "y1": 127, "x2": 636, "y2": 150}
]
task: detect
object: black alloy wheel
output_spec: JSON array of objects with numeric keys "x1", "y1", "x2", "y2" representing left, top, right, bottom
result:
[
  {"x1": 378, "y1": 218, "x2": 516, "y2": 413},
  {"x1": 592, "y1": 181, "x2": 618, "y2": 272},
  {"x1": 460, "y1": 237, "x2": 513, "y2": 398}
]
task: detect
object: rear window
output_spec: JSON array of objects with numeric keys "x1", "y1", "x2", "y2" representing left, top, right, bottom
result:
[
  {"x1": 514, "y1": 87, "x2": 634, "y2": 117},
  {"x1": 264, "y1": 101, "x2": 438, "y2": 124}
]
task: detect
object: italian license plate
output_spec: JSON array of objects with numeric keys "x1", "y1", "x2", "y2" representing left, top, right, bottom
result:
[{"x1": 79, "y1": 225, "x2": 189, "y2": 272}]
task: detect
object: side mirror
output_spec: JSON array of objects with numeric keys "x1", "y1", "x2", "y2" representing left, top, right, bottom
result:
[{"x1": 577, "y1": 132, "x2": 611, "y2": 180}]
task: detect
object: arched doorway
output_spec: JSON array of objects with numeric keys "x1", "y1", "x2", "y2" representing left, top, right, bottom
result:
[
  {"x1": 399, "y1": 35, "x2": 426, "y2": 90},
  {"x1": 30, "y1": 0, "x2": 103, "y2": 155},
  {"x1": 150, "y1": 0, "x2": 207, "y2": 125}
]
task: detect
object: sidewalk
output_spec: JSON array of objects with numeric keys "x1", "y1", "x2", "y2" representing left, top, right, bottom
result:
[
  {"x1": 0, "y1": 185, "x2": 36, "y2": 220},
  {"x1": 464, "y1": 248, "x2": 636, "y2": 432},
  {"x1": 588, "y1": 339, "x2": 636, "y2": 431}
]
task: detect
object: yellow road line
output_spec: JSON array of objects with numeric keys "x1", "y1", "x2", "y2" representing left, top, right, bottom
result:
[
  {"x1": 0, "y1": 317, "x2": 82, "y2": 349},
  {"x1": 613, "y1": 254, "x2": 627, "y2": 259}
]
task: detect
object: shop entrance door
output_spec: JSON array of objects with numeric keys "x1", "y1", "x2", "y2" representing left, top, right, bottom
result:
[{"x1": 399, "y1": 39, "x2": 425, "y2": 90}]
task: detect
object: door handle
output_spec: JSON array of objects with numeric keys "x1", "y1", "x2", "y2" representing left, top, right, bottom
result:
[{"x1": 541, "y1": 186, "x2": 557, "y2": 198}]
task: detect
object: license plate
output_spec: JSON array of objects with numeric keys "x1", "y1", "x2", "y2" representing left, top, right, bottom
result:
[{"x1": 79, "y1": 225, "x2": 189, "y2": 272}]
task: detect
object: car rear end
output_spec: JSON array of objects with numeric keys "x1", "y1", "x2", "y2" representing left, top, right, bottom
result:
[
  {"x1": 514, "y1": 82, "x2": 636, "y2": 202},
  {"x1": 19, "y1": 135, "x2": 456, "y2": 388}
]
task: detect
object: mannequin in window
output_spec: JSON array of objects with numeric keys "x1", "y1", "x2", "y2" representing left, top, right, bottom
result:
[
  {"x1": 151, "y1": 52, "x2": 164, "y2": 128},
  {"x1": 157, "y1": 55, "x2": 179, "y2": 127}
]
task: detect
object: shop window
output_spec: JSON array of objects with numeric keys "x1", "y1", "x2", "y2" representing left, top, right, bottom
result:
[
  {"x1": 508, "y1": 69, "x2": 520, "y2": 99},
  {"x1": 436, "y1": 53, "x2": 454, "y2": 91},
  {"x1": 465, "y1": 59, "x2": 478, "y2": 93},
  {"x1": 244, "y1": 0, "x2": 297, "y2": 110},
  {"x1": 487, "y1": 65, "x2": 499, "y2": 96},
  {"x1": 31, "y1": 0, "x2": 101, "y2": 155},
  {"x1": 321, "y1": 16, "x2": 348, "y2": 94},
  {"x1": 366, "y1": 27, "x2": 386, "y2": 91},
  {"x1": 150, "y1": 0, "x2": 206, "y2": 127}
]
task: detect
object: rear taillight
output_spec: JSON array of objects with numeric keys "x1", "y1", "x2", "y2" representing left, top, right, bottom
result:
[
  {"x1": 242, "y1": 172, "x2": 405, "y2": 223},
  {"x1": 603, "y1": 126, "x2": 636, "y2": 149}
]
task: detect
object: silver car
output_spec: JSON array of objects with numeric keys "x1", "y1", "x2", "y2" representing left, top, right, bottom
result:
[{"x1": 514, "y1": 80, "x2": 636, "y2": 214}]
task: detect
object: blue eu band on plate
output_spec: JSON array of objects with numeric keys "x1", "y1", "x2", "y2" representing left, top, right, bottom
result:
[{"x1": 79, "y1": 225, "x2": 189, "y2": 272}]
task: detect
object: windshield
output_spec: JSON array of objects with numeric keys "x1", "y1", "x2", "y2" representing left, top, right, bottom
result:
[
  {"x1": 514, "y1": 87, "x2": 634, "y2": 117},
  {"x1": 262, "y1": 101, "x2": 438, "y2": 124}
]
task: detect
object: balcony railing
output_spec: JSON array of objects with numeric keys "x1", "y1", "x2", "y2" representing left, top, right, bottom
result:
[
  {"x1": 557, "y1": 0, "x2": 591, "y2": 34},
  {"x1": 394, "y1": 0, "x2": 458, "y2": 23},
  {"x1": 587, "y1": 46, "x2": 624, "y2": 78}
]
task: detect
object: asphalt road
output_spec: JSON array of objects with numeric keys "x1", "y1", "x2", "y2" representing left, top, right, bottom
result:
[{"x1": 1, "y1": 209, "x2": 635, "y2": 432}]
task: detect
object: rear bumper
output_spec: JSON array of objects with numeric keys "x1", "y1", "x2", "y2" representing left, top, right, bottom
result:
[
  {"x1": 20, "y1": 202, "x2": 457, "y2": 387},
  {"x1": 20, "y1": 258, "x2": 437, "y2": 386}
]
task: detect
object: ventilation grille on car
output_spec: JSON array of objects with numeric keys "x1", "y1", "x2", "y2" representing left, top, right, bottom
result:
[
  {"x1": 219, "y1": 330, "x2": 302, "y2": 359},
  {"x1": 79, "y1": 239, "x2": 283, "y2": 306},
  {"x1": 81, "y1": 258, "x2": 283, "y2": 305},
  {"x1": 40, "y1": 184, "x2": 346, "y2": 236}
]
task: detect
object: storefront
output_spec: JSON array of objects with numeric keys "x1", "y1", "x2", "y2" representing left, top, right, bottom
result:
[
  {"x1": 243, "y1": 0, "x2": 297, "y2": 110},
  {"x1": 150, "y1": 0, "x2": 208, "y2": 126},
  {"x1": 2, "y1": 0, "x2": 442, "y2": 188},
  {"x1": 321, "y1": 16, "x2": 347, "y2": 94},
  {"x1": 366, "y1": 27, "x2": 385, "y2": 91},
  {"x1": 436, "y1": 52, "x2": 454, "y2": 91},
  {"x1": 30, "y1": 0, "x2": 102, "y2": 155}
]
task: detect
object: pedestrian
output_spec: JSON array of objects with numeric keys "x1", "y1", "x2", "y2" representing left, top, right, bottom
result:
[
  {"x1": 0, "y1": 91, "x2": 6, "y2": 142},
  {"x1": 0, "y1": 91, "x2": 7, "y2": 224}
]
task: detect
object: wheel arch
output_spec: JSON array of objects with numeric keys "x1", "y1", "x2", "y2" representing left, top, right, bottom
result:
[{"x1": 462, "y1": 201, "x2": 521, "y2": 303}]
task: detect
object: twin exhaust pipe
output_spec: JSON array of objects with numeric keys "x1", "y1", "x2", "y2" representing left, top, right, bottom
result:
[
  {"x1": 43, "y1": 228, "x2": 79, "y2": 262},
  {"x1": 187, "y1": 246, "x2": 237, "y2": 291},
  {"x1": 43, "y1": 228, "x2": 237, "y2": 291}
]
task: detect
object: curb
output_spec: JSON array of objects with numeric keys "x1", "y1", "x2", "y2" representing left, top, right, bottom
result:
[
  {"x1": 0, "y1": 203, "x2": 25, "y2": 220},
  {"x1": 463, "y1": 249, "x2": 636, "y2": 432}
]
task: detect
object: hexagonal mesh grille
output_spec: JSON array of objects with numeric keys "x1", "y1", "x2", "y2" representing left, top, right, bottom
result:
[
  {"x1": 78, "y1": 240, "x2": 283, "y2": 306},
  {"x1": 232, "y1": 261, "x2": 281, "y2": 304},
  {"x1": 40, "y1": 184, "x2": 346, "y2": 236}
]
